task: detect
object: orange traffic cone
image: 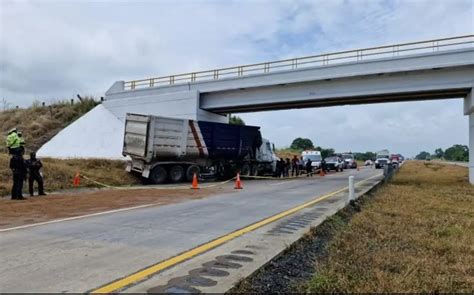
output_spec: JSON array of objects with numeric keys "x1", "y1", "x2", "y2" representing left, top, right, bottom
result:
[
  {"x1": 234, "y1": 173, "x2": 243, "y2": 189},
  {"x1": 319, "y1": 168, "x2": 325, "y2": 176},
  {"x1": 73, "y1": 172, "x2": 81, "y2": 187},
  {"x1": 191, "y1": 173, "x2": 199, "y2": 189},
  {"x1": 357, "y1": 167, "x2": 360, "y2": 171}
]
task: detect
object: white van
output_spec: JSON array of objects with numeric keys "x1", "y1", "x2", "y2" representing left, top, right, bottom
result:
[{"x1": 301, "y1": 150, "x2": 322, "y2": 169}]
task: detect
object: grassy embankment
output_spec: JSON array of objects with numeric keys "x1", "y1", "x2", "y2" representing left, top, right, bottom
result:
[
  {"x1": 275, "y1": 148, "x2": 300, "y2": 160},
  {"x1": 306, "y1": 161, "x2": 473, "y2": 292},
  {"x1": 0, "y1": 99, "x2": 139, "y2": 196}
]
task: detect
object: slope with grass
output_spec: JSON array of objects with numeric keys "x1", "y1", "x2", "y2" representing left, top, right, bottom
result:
[
  {"x1": 1, "y1": 99, "x2": 98, "y2": 152},
  {"x1": 0, "y1": 99, "x2": 139, "y2": 197},
  {"x1": 306, "y1": 161, "x2": 473, "y2": 292},
  {"x1": 0, "y1": 151, "x2": 139, "y2": 197}
]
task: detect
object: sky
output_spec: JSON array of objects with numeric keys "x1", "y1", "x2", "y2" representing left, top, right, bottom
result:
[{"x1": 1, "y1": 0, "x2": 473, "y2": 157}]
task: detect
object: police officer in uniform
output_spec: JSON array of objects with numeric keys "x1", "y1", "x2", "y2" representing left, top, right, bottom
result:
[
  {"x1": 10, "y1": 152, "x2": 27, "y2": 200},
  {"x1": 26, "y1": 152, "x2": 46, "y2": 196},
  {"x1": 17, "y1": 131, "x2": 26, "y2": 154},
  {"x1": 6, "y1": 128, "x2": 21, "y2": 156}
]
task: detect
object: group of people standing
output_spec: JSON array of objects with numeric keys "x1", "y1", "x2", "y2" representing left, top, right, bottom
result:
[
  {"x1": 275, "y1": 155, "x2": 314, "y2": 177},
  {"x1": 6, "y1": 128, "x2": 46, "y2": 200}
]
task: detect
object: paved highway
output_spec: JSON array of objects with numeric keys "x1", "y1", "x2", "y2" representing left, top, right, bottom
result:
[{"x1": 0, "y1": 167, "x2": 381, "y2": 293}]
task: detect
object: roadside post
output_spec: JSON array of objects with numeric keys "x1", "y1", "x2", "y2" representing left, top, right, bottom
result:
[{"x1": 348, "y1": 176, "x2": 355, "y2": 203}]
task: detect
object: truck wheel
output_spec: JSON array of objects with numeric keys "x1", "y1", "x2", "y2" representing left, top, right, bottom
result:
[
  {"x1": 169, "y1": 165, "x2": 185, "y2": 183},
  {"x1": 251, "y1": 165, "x2": 259, "y2": 176},
  {"x1": 150, "y1": 166, "x2": 167, "y2": 184},
  {"x1": 240, "y1": 164, "x2": 251, "y2": 177},
  {"x1": 186, "y1": 165, "x2": 200, "y2": 182}
]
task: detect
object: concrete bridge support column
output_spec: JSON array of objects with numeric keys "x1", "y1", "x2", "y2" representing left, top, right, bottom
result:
[{"x1": 465, "y1": 90, "x2": 474, "y2": 184}]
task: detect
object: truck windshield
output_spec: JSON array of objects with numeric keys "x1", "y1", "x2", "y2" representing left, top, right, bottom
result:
[
  {"x1": 377, "y1": 155, "x2": 389, "y2": 159},
  {"x1": 304, "y1": 155, "x2": 321, "y2": 161},
  {"x1": 343, "y1": 154, "x2": 353, "y2": 159}
]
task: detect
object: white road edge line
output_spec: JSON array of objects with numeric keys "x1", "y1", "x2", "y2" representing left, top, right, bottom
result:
[
  {"x1": 0, "y1": 203, "x2": 161, "y2": 233},
  {"x1": 270, "y1": 180, "x2": 297, "y2": 186}
]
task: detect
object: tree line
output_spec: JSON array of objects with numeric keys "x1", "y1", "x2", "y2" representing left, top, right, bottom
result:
[
  {"x1": 416, "y1": 144, "x2": 469, "y2": 161},
  {"x1": 290, "y1": 137, "x2": 376, "y2": 160},
  {"x1": 229, "y1": 119, "x2": 468, "y2": 163}
]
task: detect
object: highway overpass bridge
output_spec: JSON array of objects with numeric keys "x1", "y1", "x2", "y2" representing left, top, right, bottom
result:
[{"x1": 39, "y1": 35, "x2": 474, "y2": 182}]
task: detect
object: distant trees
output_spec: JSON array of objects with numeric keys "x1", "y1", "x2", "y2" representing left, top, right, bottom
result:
[
  {"x1": 229, "y1": 115, "x2": 245, "y2": 125},
  {"x1": 415, "y1": 151, "x2": 431, "y2": 160},
  {"x1": 427, "y1": 145, "x2": 469, "y2": 162},
  {"x1": 354, "y1": 152, "x2": 376, "y2": 161},
  {"x1": 315, "y1": 146, "x2": 335, "y2": 159},
  {"x1": 290, "y1": 138, "x2": 314, "y2": 150},
  {"x1": 434, "y1": 148, "x2": 444, "y2": 159},
  {"x1": 444, "y1": 144, "x2": 468, "y2": 161}
]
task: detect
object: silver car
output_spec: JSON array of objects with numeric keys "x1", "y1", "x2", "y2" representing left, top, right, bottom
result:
[
  {"x1": 342, "y1": 153, "x2": 357, "y2": 169},
  {"x1": 324, "y1": 156, "x2": 345, "y2": 172}
]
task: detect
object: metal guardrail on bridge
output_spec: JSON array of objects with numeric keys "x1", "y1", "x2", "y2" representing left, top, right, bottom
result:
[{"x1": 125, "y1": 35, "x2": 474, "y2": 90}]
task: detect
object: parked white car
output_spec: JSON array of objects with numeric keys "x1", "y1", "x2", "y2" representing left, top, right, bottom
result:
[{"x1": 301, "y1": 150, "x2": 322, "y2": 169}]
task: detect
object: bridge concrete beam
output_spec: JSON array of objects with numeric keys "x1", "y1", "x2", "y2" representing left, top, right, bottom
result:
[
  {"x1": 105, "y1": 48, "x2": 474, "y2": 100},
  {"x1": 201, "y1": 67, "x2": 473, "y2": 113}
]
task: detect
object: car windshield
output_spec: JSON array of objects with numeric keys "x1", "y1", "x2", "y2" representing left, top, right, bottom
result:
[
  {"x1": 342, "y1": 154, "x2": 353, "y2": 159},
  {"x1": 325, "y1": 157, "x2": 337, "y2": 162},
  {"x1": 303, "y1": 155, "x2": 321, "y2": 161}
]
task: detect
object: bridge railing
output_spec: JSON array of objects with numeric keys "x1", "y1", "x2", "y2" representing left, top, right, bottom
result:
[{"x1": 124, "y1": 35, "x2": 474, "y2": 90}]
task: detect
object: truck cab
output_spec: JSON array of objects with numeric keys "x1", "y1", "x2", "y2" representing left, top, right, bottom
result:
[
  {"x1": 256, "y1": 138, "x2": 278, "y2": 175},
  {"x1": 390, "y1": 154, "x2": 400, "y2": 167},
  {"x1": 375, "y1": 149, "x2": 391, "y2": 169}
]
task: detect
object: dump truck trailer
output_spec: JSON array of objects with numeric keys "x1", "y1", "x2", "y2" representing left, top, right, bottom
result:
[{"x1": 123, "y1": 113, "x2": 277, "y2": 184}]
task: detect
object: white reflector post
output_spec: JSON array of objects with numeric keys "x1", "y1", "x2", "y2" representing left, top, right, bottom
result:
[{"x1": 348, "y1": 176, "x2": 355, "y2": 203}]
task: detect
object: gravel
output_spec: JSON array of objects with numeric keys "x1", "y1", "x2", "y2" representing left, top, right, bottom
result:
[{"x1": 230, "y1": 198, "x2": 366, "y2": 293}]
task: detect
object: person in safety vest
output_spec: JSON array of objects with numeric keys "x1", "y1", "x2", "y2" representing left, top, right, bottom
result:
[
  {"x1": 17, "y1": 131, "x2": 26, "y2": 154},
  {"x1": 6, "y1": 128, "x2": 21, "y2": 156}
]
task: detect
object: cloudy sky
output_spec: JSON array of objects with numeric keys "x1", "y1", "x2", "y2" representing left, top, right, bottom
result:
[{"x1": 1, "y1": 0, "x2": 473, "y2": 157}]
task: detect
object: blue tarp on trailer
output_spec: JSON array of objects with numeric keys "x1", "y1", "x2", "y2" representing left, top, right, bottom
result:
[{"x1": 198, "y1": 121, "x2": 262, "y2": 160}]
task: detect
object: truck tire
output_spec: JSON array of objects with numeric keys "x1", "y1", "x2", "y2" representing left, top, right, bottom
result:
[
  {"x1": 150, "y1": 166, "x2": 167, "y2": 184},
  {"x1": 251, "y1": 165, "x2": 259, "y2": 176},
  {"x1": 169, "y1": 165, "x2": 185, "y2": 183},
  {"x1": 240, "y1": 164, "x2": 251, "y2": 177},
  {"x1": 186, "y1": 165, "x2": 200, "y2": 182}
]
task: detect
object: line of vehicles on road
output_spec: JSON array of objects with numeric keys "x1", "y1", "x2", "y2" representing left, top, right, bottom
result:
[
  {"x1": 372, "y1": 149, "x2": 404, "y2": 169},
  {"x1": 122, "y1": 113, "x2": 402, "y2": 184},
  {"x1": 301, "y1": 150, "x2": 358, "y2": 172}
]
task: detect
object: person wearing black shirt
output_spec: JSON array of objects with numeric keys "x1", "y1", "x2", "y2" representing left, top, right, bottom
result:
[
  {"x1": 10, "y1": 153, "x2": 27, "y2": 200},
  {"x1": 306, "y1": 158, "x2": 313, "y2": 177},
  {"x1": 26, "y1": 152, "x2": 46, "y2": 196}
]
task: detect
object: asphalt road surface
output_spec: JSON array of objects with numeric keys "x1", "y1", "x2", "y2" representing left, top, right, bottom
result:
[{"x1": 0, "y1": 167, "x2": 381, "y2": 293}]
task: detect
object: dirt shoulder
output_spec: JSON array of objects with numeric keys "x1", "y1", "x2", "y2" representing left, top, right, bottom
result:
[
  {"x1": 0, "y1": 185, "x2": 234, "y2": 229},
  {"x1": 232, "y1": 161, "x2": 474, "y2": 293}
]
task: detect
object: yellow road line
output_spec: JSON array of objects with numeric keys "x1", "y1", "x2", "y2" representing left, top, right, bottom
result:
[{"x1": 91, "y1": 173, "x2": 382, "y2": 294}]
